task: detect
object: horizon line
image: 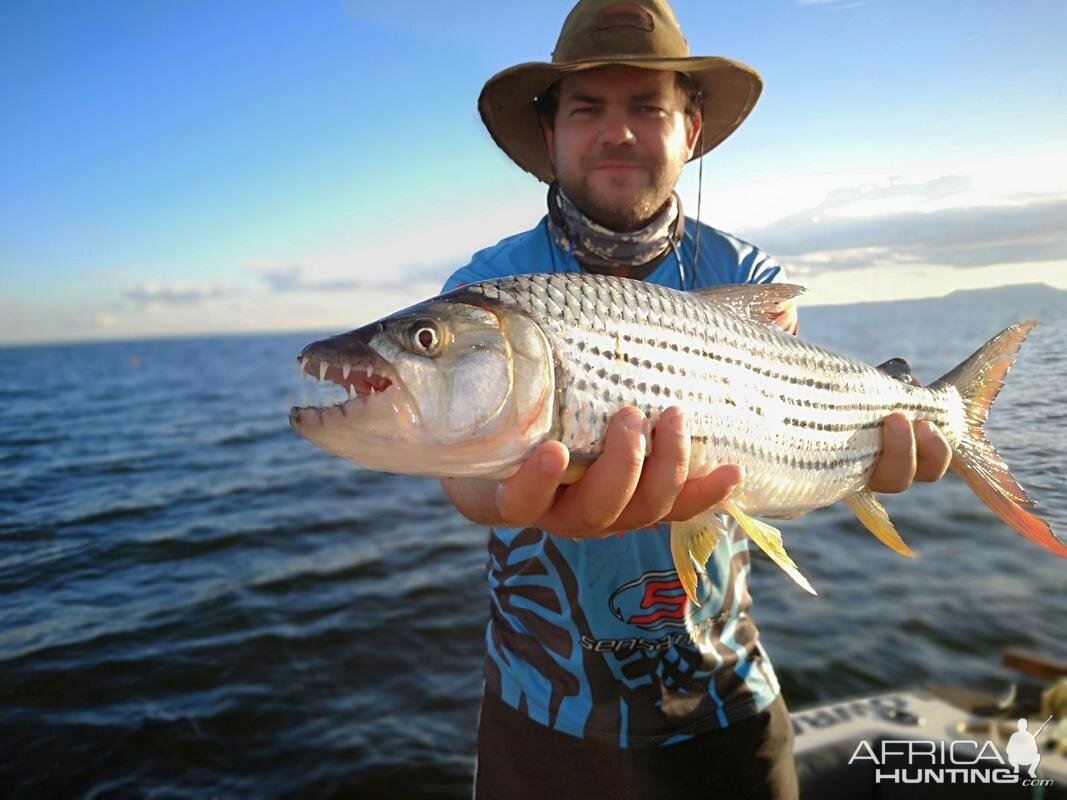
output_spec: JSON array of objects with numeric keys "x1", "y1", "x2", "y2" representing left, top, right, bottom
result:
[{"x1": 2, "y1": 281, "x2": 1061, "y2": 350}]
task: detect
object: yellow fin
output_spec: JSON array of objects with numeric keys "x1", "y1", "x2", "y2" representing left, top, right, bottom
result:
[
  {"x1": 843, "y1": 489, "x2": 916, "y2": 558},
  {"x1": 669, "y1": 511, "x2": 727, "y2": 607},
  {"x1": 559, "y1": 457, "x2": 593, "y2": 485},
  {"x1": 719, "y1": 500, "x2": 818, "y2": 596}
]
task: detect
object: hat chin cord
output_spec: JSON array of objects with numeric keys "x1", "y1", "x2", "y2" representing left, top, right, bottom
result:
[{"x1": 673, "y1": 98, "x2": 705, "y2": 292}]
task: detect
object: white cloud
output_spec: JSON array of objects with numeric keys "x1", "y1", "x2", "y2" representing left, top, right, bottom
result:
[
  {"x1": 250, "y1": 261, "x2": 459, "y2": 294},
  {"x1": 674, "y1": 148, "x2": 1067, "y2": 304},
  {"x1": 122, "y1": 282, "x2": 239, "y2": 308},
  {"x1": 7, "y1": 150, "x2": 1066, "y2": 344},
  {"x1": 1, "y1": 182, "x2": 544, "y2": 344},
  {"x1": 255, "y1": 265, "x2": 362, "y2": 293},
  {"x1": 799, "y1": 262, "x2": 1067, "y2": 306},
  {"x1": 752, "y1": 194, "x2": 1067, "y2": 270},
  {"x1": 95, "y1": 312, "x2": 118, "y2": 328},
  {"x1": 684, "y1": 148, "x2": 1067, "y2": 234},
  {"x1": 686, "y1": 150, "x2": 1067, "y2": 274}
]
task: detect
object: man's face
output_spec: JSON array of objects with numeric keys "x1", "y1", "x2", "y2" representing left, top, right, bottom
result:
[{"x1": 542, "y1": 65, "x2": 701, "y2": 231}]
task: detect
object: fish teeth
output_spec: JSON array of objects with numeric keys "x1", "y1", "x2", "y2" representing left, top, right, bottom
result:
[
  {"x1": 342, "y1": 361, "x2": 352, "y2": 380},
  {"x1": 319, "y1": 362, "x2": 328, "y2": 382},
  {"x1": 299, "y1": 356, "x2": 310, "y2": 377},
  {"x1": 366, "y1": 364, "x2": 373, "y2": 378},
  {"x1": 348, "y1": 384, "x2": 358, "y2": 399}
]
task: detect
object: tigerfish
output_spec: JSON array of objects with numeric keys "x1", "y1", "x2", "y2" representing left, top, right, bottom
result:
[{"x1": 289, "y1": 273, "x2": 1067, "y2": 602}]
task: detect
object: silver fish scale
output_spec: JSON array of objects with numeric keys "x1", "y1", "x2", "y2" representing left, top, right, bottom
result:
[{"x1": 468, "y1": 273, "x2": 962, "y2": 517}]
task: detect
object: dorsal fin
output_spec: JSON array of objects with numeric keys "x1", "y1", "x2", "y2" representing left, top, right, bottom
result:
[
  {"x1": 690, "y1": 283, "x2": 805, "y2": 325},
  {"x1": 876, "y1": 357, "x2": 915, "y2": 385}
]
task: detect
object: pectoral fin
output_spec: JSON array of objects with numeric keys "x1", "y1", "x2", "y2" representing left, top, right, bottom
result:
[
  {"x1": 843, "y1": 489, "x2": 916, "y2": 558},
  {"x1": 719, "y1": 500, "x2": 817, "y2": 595},
  {"x1": 690, "y1": 283, "x2": 805, "y2": 325},
  {"x1": 669, "y1": 511, "x2": 728, "y2": 607}
]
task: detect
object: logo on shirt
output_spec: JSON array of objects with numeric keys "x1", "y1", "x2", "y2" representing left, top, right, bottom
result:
[{"x1": 608, "y1": 569, "x2": 689, "y2": 631}]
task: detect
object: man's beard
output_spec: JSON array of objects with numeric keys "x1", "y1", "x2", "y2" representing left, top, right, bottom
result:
[{"x1": 559, "y1": 157, "x2": 682, "y2": 232}]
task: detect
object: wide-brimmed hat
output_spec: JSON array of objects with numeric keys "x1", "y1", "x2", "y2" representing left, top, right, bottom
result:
[{"x1": 478, "y1": 0, "x2": 763, "y2": 183}]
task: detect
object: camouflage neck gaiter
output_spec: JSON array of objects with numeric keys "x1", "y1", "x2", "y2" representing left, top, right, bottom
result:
[{"x1": 547, "y1": 182, "x2": 684, "y2": 271}]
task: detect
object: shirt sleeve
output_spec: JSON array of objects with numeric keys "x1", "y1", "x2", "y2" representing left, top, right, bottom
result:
[
  {"x1": 441, "y1": 220, "x2": 554, "y2": 294},
  {"x1": 736, "y1": 241, "x2": 785, "y2": 286}
]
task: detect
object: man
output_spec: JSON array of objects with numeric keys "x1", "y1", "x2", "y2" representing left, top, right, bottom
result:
[{"x1": 440, "y1": 1, "x2": 951, "y2": 797}]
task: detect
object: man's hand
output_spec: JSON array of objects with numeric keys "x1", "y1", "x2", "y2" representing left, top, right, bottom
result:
[
  {"x1": 867, "y1": 412, "x2": 952, "y2": 493},
  {"x1": 495, "y1": 406, "x2": 742, "y2": 539}
]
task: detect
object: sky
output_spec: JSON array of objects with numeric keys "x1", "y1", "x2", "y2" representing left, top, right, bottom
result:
[{"x1": 2, "y1": 0, "x2": 1066, "y2": 344}]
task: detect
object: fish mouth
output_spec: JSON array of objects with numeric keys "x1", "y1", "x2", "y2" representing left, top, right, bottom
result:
[{"x1": 288, "y1": 335, "x2": 400, "y2": 427}]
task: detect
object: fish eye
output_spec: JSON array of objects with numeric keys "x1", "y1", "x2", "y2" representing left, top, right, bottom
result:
[{"x1": 409, "y1": 321, "x2": 441, "y2": 356}]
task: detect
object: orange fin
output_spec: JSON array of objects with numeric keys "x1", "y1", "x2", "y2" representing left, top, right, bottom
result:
[
  {"x1": 952, "y1": 445, "x2": 1067, "y2": 556},
  {"x1": 933, "y1": 322, "x2": 1067, "y2": 557}
]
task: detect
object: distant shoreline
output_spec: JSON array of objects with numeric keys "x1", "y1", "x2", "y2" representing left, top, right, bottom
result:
[{"x1": 3, "y1": 282, "x2": 1063, "y2": 350}]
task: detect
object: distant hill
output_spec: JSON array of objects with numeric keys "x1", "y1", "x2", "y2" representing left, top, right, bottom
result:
[
  {"x1": 941, "y1": 282, "x2": 1067, "y2": 307},
  {"x1": 805, "y1": 282, "x2": 1067, "y2": 321},
  {"x1": 796, "y1": 282, "x2": 1067, "y2": 371}
]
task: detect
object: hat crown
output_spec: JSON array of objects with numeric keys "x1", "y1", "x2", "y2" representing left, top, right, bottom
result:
[{"x1": 552, "y1": 0, "x2": 689, "y2": 63}]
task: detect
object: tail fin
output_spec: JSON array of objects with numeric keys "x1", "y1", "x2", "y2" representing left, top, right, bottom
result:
[{"x1": 933, "y1": 322, "x2": 1067, "y2": 557}]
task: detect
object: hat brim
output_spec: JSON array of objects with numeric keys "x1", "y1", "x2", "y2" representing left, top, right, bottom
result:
[{"x1": 478, "y1": 56, "x2": 762, "y2": 183}]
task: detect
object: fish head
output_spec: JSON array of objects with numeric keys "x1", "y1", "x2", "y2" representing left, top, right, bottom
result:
[{"x1": 289, "y1": 292, "x2": 556, "y2": 478}]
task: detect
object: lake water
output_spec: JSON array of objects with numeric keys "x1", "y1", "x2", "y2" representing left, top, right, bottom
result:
[{"x1": 1, "y1": 284, "x2": 1064, "y2": 798}]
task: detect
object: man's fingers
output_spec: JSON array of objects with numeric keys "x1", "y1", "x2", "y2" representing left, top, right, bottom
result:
[
  {"x1": 914, "y1": 420, "x2": 951, "y2": 482},
  {"x1": 868, "y1": 412, "x2": 916, "y2": 494},
  {"x1": 666, "y1": 464, "x2": 744, "y2": 521},
  {"x1": 495, "y1": 441, "x2": 569, "y2": 525},
  {"x1": 540, "y1": 407, "x2": 646, "y2": 534},
  {"x1": 610, "y1": 407, "x2": 690, "y2": 532}
]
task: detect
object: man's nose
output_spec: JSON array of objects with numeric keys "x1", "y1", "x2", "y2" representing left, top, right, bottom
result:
[{"x1": 597, "y1": 108, "x2": 636, "y2": 146}]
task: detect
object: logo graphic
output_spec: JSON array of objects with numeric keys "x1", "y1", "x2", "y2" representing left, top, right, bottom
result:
[
  {"x1": 1007, "y1": 716, "x2": 1053, "y2": 779},
  {"x1": 608, "y1": 569, "x2": 688, "y2": 631},
  {"x1": 848, "y1": 714, "x2": 1056, "y2": 788}
]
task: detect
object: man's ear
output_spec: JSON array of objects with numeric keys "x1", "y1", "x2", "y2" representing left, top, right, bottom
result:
[
  {"x1": 540, "y1": 116, "x2": 555, "y2": 165},
  {"x1": 684, "y1": 111, "x2": 702, "y2": 158}
]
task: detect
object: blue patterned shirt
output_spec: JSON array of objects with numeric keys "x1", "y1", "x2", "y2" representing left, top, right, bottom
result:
[{"x1": 444, "y1": 216, "x2": 793, "y2": 747}]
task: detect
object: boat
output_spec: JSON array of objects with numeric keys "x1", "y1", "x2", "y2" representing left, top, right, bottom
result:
[{"x1": 793, "y1": 649, "x2": 1067, "y2": 798}]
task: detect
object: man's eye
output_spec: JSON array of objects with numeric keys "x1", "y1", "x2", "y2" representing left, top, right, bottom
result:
[
  {"x1": 572, "y1": 107, "x2": 596, "y2": 115},
  {"x1": 640, "y1": 105, "x2": 665, "y2": 114}
]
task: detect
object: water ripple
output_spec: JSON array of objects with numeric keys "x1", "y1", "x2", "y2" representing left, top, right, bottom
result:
[{"x1": 0, "y1": 309, "x2": 1064, "y2": 797}]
